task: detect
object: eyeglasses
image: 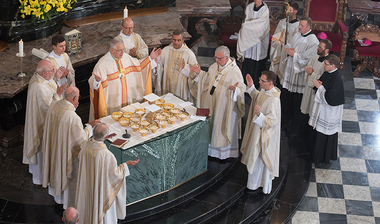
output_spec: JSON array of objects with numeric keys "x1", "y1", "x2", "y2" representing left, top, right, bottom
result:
[
  {"x1": 122, "y1": 25, "x2": 133, "y2": 30},
  {"x1": 214, "y1": 56, "x2": 226, "y2": 60},
  {"x1": 259, "y1": 78, "x2": 269, "y2": 83},
  {"x1": 324, "y1": 62, "x2": 331, "y2": 66},
  {"x1": 112, "y1": 48, "x2": 124, "y2": 53}
]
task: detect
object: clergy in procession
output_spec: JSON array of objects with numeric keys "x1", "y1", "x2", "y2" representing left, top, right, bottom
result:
[
  {"x1": 237, "y1": 0, "x2": 270, "y2": 86},
  {"x1": 280, "y1": 16, "x2": 318, "y2": 127},
  {"x1": 88, "y1": 37, "x2": 161, "y2": 120},
  {"x1": 269, "y1": 1, "x2": 299, "y2": 81},
  {"x1": 42, "y1": 87, "x2": 99, "y2": 209},
  {"x1": 240, "y1": 71, "x2": 281, "y2": 194},
  {"x1": 309, "y1": 54, "x2": 344, "y2": 164},
  {"x1": 45, "y1": 35, "x2": 76, "y2": 87},
  {"x1": 117, "y1": 17, "x2": 149, "y2": 60},
  {"x1": 300, "y1": 39, "x2": 332, "y2": 116},
  {"x1": 75, "y1": 123, "x2": 140, "y2": 224},
  {"x1": 155, "y1": 29, "x2": 199, "y2": 102},
  {"x1": 22, "y1": 60, "x2": 67, "y2": 185},
  {"x1": 190, "y1": 46, "x2": 245, "y2": 159}
]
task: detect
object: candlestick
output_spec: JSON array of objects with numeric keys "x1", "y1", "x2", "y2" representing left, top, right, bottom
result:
[
  {"x1": 16, "y1": 52, "x2": 26, "y2": 77},
  {"x1": 124, "y1": 7, "x2": 128, "y2": 18},
  {"x1": 19, "y1": 39, "x2": 23, "y2": 56}
]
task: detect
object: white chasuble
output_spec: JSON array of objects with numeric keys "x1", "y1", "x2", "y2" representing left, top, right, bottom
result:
[
  {"x1": 23, "y1": 73, "x2": 61, "y2": 166},
  {"x1": 196, "y1": 59, "x2": 245, "y2": 151},
  {"x1": 155, "y1": 43, "x2": 198, "y2": 102},
  {"x1": 89, "y1": 52, "x2": 152, "y2": 120},
  {"x1": 300, "y1": 55, "x2": 325, "y2": 115},
  {"x1": 75, "y1": 139, "x2": 129, "y2": 224},
  {"x1": 42, "y1": 99, "x2": 91, "y2": 208},
  {"x1": 240, "y1": 86, "x2": 281, "y2": 180},
  {"x1": 280, "y1": 32, "x2": 318, "y2": 93},
  {"x1": 269, "y1": 18, "x2": 299, "y2": 79}
]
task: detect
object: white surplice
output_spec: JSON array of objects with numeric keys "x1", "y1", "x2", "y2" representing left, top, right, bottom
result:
[
  {"x1": 45, "y1": 51, "x2": 75, "y2": 87},
  {"x1": 117, "y1": 31, "x2": 149, "y2": 60}
]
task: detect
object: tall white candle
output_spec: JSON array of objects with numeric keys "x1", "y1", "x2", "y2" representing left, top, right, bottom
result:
[
  {"x1": 124, "y1": 7, "x2": 128, "y2": 18},
  {"x1": 19, "y1": 39, "x2": 24, "y2": 56}
]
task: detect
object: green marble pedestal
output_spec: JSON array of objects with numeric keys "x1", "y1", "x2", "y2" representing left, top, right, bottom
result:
[{"x1": 107, "y1": 119, "x2": 210, "y2": 204}]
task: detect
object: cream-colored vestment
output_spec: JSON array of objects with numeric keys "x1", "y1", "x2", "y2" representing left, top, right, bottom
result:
[
  {"x1": 22, "y1": 73, "x2": 62, "y2": 185},
  {"x1": 240, "y1": 85, "x2": 281, "y2": 193},
  {"x1": 75, "y1": 139, "x2": 130, "y2": 224},
  {"x1": 117, "y1": 32, "x2": 149, "y2": 60},
  {"x1": 155, "y1": 43, "x2": 198, "y2": 102},
  {"x1": 42, "y1": 99, "x2": 92, "y2": 208},
  {"x1": 196, "y1": 58, "x2": 245, "y2": 159}
]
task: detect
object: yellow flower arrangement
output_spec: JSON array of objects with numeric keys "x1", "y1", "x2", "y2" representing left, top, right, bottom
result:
[{"x1": 19, "y1": 0, "x2": 76, "y2": 23}]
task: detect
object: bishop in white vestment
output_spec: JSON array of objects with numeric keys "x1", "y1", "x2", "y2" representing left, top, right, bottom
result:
[
  {"x1": 155, "y1": 29, "x2": 199, "y2": 102},
  {"x1": 23, "y1": 60, "x2": 65, "y2": 185},
  {"x1": 240, "y1": 71, "x2": 281, "y2": 194},
  {"x1": 42, "y1": 87, "x2": 98, "y2": 208},
  {"x1": 117, "y1": 17, "x2": 149, "y2": 60},
  {"x1": 75, "y1": 123, "x2": 139, "y2": 224},
  {"x1": 191, "y1": 46, "x2": 245, "y2": 159}
]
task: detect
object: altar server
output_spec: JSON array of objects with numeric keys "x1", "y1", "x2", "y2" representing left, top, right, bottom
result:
[
  {"x1": 45, "y1": 35, "x2": 75, "y2": 87},
  {"x1": 22, "y1": 60, "x2": 66, "y2": 185},
  {"x1": 75, "y1": 123, "x2": 139, "y2": 224},
  {"x1": 309, "y1": 54, "x2": 344, "y2": 164},
  {"x1": 240, "y1": 71, "x2": 281, "y2": 194},
  {"x1": 42, "y1": 87, "x2": 99, "y2": 208},
  {"x1": 190, "y1": 46, "x2": 245, "y2": 159}
]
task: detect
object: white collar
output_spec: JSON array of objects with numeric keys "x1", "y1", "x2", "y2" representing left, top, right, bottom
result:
[
  {"x1": 120, "y1": 31, "x2": 132, "y2": 38},
  {"x1": 50, "y1": 50, "x2": 63, "y2": 58},
  {"x1": 328, "y1": 68, "x2": 338, "y2": 73}
]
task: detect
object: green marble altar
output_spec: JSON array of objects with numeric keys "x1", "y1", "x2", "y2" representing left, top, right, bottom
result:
[{"x1": 107, "y1": 119, "x2": 210, "y2": 204}]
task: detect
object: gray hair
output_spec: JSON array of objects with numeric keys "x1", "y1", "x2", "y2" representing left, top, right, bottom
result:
[
  {"x1": 93, "y1": 123, "x2": 109, "y2": 141},
  {"x1": 110, "y1": 37, "x2": 124, "y2": 50},
  {"x1": 36, "y1": 60, "x2": 50, "y2": 74},
  {"x1": 215, "y1": 46, "x2": 230, "y2": 57}
]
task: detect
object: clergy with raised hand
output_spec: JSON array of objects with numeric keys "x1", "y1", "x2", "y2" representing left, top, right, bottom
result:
[
  {"x1": 75, "y1": 123, "x2": 140, "y2": 224},
  {"x1": 88, "y1": 37, "x2": 161, "y2": 120},
  {"x1": 155, "y1": 29, "x2": 199, "y2": 102},
  {"x1": 280, "y1": 16, "x2": 318, "y2": 127},
  {"x1": 269, "y1": 1, "x2": 299, "y2": 81},
  {"x1": 23, "y1": 60, "x2": 67, "y2": 185},
  {"x1": 42, "y1": 86, "x2": 100, "y2": 209},
  {"x1": 45, "y1": 35, "x2": 75, "y2": 87},
  {"x1": 309, "y1": 54, "x2": 344, "y2": 164},
  {"x1": 240, "y1": 71, "x2": 281, "y2": 194},
  {"x1": 117, "y1": 17, "x2": 149, "y2": 60},
  {"x1": 190, "y1": 46, "x2": 245, "y2": 159}
]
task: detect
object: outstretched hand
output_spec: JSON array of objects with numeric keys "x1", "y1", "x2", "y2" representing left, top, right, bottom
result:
[
  {"x1": 254, "y1": 105, "x2": 261, "y2": 116},
  {"x1": 150, "y1": 48, "x2": 162, "y2": 60},
  {"x1": 189, "y1": 63, "x2": 201, "y2": 74},
  {"x1": 246, "y1": 74, "x2": 253, "y2": 88},
  {"x1": 93, "y1": 73, "x2": 101, "y2": 82},
  {"x1": 126, "y1": 159, "x2": 140, "y2": 166},
  {"x1": 229, "y1": 82, "x2": 239, "y2": 91}
]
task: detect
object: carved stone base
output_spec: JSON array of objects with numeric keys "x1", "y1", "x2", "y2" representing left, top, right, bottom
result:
[{"x1": 353, "y1": 49, "x2": 380, "y2": 77}]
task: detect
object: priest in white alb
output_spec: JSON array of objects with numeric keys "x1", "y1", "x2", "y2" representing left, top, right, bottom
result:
[
  {"x1": 42, "y1": 86, "x2": 99, "y2": 209},
  {"x1": 75, "y1": 123, "x2": 140, "y2": 224},
  {"x1": 45, "y1": 35, "x2": 75, "y2": 87},
  {"x1": 116, "y1": 17, "x2": 149, "y2": 60},
  {"x1": 23, "y1": 60, "x2": 66, "y2": 185},
  {"x1": 240, "y1": 71, "x2": 281, "y2": 194},
  {"x1": 190, "y1": 46, "x2": 245, "y2": 159},
  {"x1": 88, "y1": 37, "x2": 161, "y2": 120},
  {"x1": 269, "y1": 1, "x2": 299, "y2": 81},
  {"x1": 155, "y1": 29, "x2": 199, "y2": 102}
]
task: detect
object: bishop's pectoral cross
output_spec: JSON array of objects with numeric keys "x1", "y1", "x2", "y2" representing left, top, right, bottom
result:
[{"x1": 116, "y1": 59, "x2": 127, "y2": 79}]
